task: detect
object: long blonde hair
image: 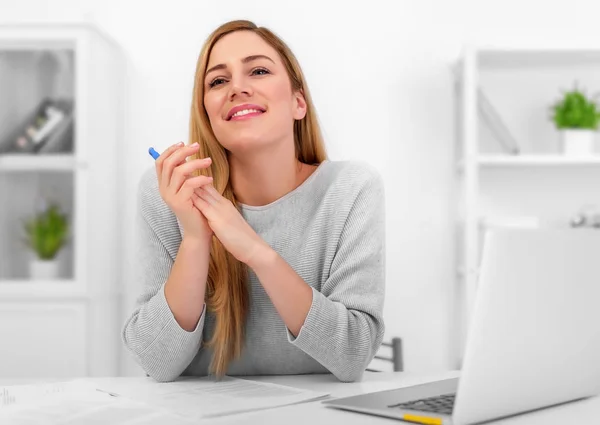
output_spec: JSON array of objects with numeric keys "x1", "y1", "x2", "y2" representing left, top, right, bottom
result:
[{"x1": 188, "y1": 19, "x2": 328, "y2": 377}]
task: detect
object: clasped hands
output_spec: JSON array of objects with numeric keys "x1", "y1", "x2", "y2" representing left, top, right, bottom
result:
[{"x1": 156, "y1": 141, "x2": 269, "y2": 267}]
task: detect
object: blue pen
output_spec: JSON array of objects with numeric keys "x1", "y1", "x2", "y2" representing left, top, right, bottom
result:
[{"x1": 148, "y1": 147, "x2": 160, "y2": 160}]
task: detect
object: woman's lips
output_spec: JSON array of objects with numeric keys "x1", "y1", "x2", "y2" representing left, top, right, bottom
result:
[
  {"x1": 229, "y1": 109, "x2": 265, "y2": 121},
  {"x1": 226, "y1": 103, "x2": 266, "y2": 120}
]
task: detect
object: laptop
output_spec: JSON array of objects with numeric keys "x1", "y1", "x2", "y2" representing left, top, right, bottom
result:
[{"x1": 323, "y1": 228, "x2": 600, "y2": 424}]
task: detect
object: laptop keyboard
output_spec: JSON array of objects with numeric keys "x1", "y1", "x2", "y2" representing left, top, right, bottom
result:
[{"x1": 388, "y1": 393, "x2": 456, "y2": 415}]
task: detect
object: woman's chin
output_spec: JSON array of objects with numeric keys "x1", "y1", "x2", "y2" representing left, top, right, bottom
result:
[{"x1": 220, "y1": 136, "x2": 275, "y2": 153}]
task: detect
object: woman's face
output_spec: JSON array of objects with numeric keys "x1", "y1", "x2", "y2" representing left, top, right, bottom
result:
[{"x1": 203, "y1": 30, "x2": 306, "y2": 154}]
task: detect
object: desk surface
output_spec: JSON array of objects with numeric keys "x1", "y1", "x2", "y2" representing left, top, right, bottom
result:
[{"x1": 3, "y1": 371, "x2": 599, "y2": 424}]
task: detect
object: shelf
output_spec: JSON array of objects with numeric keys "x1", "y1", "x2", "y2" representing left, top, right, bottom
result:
[
  {"x1": 0, "y1": 280, "x2": 86, "y2": 299},
  {"x1": 458, "y1": 155, "x2": 600, "y2": 169},
  {"x1": 479, "y1": 155, "x2": 600, "y2": 167},
  {"x1": 0, "y1": 22, "x2": 118, "y2": 51},
  {"x1": 0, "y1": 154, "x2": 83, "y2": 172},
  {"x1": 477, "y1": 48, "x2": 600, "y2": 69}
]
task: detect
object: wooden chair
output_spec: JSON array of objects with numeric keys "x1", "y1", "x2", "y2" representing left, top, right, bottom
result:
[{"x1": 367, "y1": 337, "x2": 404, "y2": 372}]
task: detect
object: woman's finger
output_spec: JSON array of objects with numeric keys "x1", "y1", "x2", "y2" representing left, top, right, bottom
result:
[
  {"x1": 161, "y1": 143, "x2": 200, "y2": 191},
  {"x1": 201, "y1": 184, "x2": 222, "y2": 203},
  {"x1": 155, "y1": 141, "x2": 183, "y2": 186},
  {"x1": 192, "y1": 193, "x2": 211, "y2": 214},
  {"x1": 178, "y1": 175, "x2": 214, "y2": 199},
  {"x1": 196, "y1": 186, "x2": 218, "y2": 206},
  {"x1": 169, "y1": 157, "x2": 212, "y2": 195}
]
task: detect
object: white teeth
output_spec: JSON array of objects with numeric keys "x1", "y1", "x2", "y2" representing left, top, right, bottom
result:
[{"x1": 231, "y1": 109, "x2": 262, "y2": 118}]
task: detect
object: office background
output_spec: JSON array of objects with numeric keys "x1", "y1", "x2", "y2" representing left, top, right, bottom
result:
[{"x1": 1, "y1": 0, "x2": 596, "y2": 378}]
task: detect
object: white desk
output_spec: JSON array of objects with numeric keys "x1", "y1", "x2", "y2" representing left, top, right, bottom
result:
[{"x1": 3, "y1": 371, "x2": 600, "y2": 424}]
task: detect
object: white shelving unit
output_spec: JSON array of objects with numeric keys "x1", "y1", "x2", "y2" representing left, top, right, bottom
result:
[
  {"x1": 0, "y1": 153, "x2": 81, "y2": 171},
  {"x1": 461, "y1": 154, "x2": 600, "y2": 168},
  {"x1": 453, "y1": 45, "x2": 600, "y2": 368},
  {"x1": 0, "y1": 23, "x2": 123, "y2": 378}
]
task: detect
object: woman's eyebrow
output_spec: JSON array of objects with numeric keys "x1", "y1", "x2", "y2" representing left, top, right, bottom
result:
[
  {"x1": 242, "y1": 54, "x2": 275, "y2": 65},
  {"x1": 205, "y1": 55, "x2": 275, "y2": 76}
]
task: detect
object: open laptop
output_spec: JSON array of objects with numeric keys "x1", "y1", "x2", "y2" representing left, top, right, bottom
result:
[{"x1": 323, "y1": 228, "x2": 600, "y2": 424}]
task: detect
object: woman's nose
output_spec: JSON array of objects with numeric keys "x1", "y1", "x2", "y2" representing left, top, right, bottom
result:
[{"x1": 228, "y1": 76, "x2": 253, "y2": 100}]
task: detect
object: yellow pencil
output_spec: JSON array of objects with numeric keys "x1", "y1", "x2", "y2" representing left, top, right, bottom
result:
[{"x1": 402, "y1": 413, "x2": 444, "y2": 425}]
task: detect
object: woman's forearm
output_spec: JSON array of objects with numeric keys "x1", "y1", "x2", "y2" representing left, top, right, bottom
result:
[
  {"x1": 164, "y1": 236, "x2": 212, "y2": 331},
  {"x1": 247, "y1": 243, "x2": 385, "y2": 382},
  {"x1": 248, "y1": 246, "x2": 313, "y2": 336}
]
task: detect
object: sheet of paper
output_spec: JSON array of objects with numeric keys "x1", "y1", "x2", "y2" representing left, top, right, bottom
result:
[
  {"x1": 0, "y1": 381, "x2": 196, "y2": 425},
  {"x1": 0, "y1": 381, "x2": 96, "y2": 407},
  {"x1": 97, "y1": 375, "x2": 330, "y2": 420}
]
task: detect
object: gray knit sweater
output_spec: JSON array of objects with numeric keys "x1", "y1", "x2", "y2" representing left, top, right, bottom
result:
[{"x1": 122, "y1": 159, "x2": 386, "y2": 382}]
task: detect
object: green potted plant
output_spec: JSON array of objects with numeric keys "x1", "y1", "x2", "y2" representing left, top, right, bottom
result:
[
  {"x1": 551, "y1": 83, "x2": 600, "y2": 156},
  {"x1": 22, "y1": 202, "x2": 69, "y2": 279}
]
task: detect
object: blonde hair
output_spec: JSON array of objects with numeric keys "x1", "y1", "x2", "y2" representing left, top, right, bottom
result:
[{"x1": 188, "y1": 19, "x2": 328, "y2": 377}]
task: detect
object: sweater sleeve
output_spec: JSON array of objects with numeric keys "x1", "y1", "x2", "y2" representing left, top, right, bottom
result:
[
  {"x1": 287, "y1": 166, "x2": 386, "y2": 382},
  {"x1": 121, "y1": 170, "x2": 205, "y2": 382}
]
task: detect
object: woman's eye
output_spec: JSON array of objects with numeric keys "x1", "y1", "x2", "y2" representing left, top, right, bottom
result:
[
  {"x1": 252, "y1": 68, "x2": 270, "y2": 76},
  {"x1": 209, "y1": 78, "x2": 226, "y2": 88}
]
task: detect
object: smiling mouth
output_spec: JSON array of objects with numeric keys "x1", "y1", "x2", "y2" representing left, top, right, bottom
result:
[{"x1": 228, "y1": 108, "x2": 265, "y2": 121}]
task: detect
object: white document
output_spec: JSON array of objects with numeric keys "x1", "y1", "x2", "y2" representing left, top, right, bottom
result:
[
  {"x1": 0, "y1": 381, "x2": 195, "y2": 425},
  {"x1": 96, "y1": 375, "x2": 330, "y2": 420}
]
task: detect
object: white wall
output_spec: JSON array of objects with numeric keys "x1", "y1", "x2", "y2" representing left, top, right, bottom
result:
[{"x1": 1, "y1": 0, "x2": 597, "y2": 377}]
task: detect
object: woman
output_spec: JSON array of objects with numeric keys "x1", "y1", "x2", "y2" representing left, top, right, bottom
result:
[{"x1": 122, "y1": 19, "x2": 386, "y2": 383}]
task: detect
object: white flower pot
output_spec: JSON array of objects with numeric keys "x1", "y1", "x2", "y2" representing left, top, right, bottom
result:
[
  {"x1": 29, "y1": 259, "x2": 60, "y2": 280},
  {"x1": 561, "y1": 129, "x2": 596, "y2": 156}
]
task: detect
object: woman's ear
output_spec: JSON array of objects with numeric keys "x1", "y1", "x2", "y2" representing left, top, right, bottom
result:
[{"x1": 293, "y1": 89, "x2": 307, "y2": 120}]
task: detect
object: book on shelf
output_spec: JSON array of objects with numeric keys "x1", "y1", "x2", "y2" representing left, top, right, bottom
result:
[
  {"x1": 450, "y1": 65, "x2": 521, "y2": 155},
  {"x1": 0, "y1": 98, "x2": 74, "y2": 155},
  {"x1": 478, "y1": 87, "x2": 521, "y2": 155}
]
